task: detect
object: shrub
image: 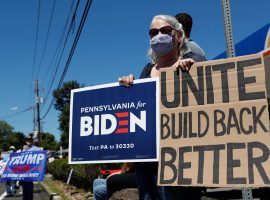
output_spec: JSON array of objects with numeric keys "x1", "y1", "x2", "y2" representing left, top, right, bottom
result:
[
  {"x1": 47, "y1": 159, "x2": 70, "y2": 180},
  {"x1": 47, "y1": 159, "x2": 122, "y2": 191}
]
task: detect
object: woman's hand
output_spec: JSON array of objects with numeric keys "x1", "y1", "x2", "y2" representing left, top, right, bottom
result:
[
  {"x1": 118, "y1": 74, "x2": 135, "y2": 87},
  {"x1": 177, "y1": 58, "x2": 195, "y2": 71}
]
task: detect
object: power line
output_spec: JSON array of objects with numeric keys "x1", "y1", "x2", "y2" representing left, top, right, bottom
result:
[
  {"x1": 31, "y1": 0, "x2": 40, "y2": 90},
  {"x1": 42, "y1": 0, "x2": 80, "y2": 108},
  {"x1": 58, "y1": 0, "x2": 92, "y2": 86},
  {"x1": 29, "y1": 0, "x2": 41, "y2": 104},
  {"x1": 41, "y1": 97, "x2": 54, "y2": 120},
  {"x1": 36, "y1": 0, "x2": 56, "y2": 78},
  {"x1": 0, "y1": 107, "x2": 34, "y2": 120},
  {"x1": 42, "y1": 0, "x2": 75, "y2": 82},
  {"x1": 41, "y1": 0, "x2": 93, "y2": 120},
  {"x1": 31, "y1": 0, "x2": 41, "y2": 80}
]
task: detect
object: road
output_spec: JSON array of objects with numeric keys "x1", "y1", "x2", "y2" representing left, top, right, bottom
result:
[{"x1": 0, "y1": 182, "x2": 48, "y2": 200}]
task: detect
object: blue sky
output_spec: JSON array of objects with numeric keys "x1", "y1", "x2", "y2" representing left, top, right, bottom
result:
[{"x1": 0, "y1": 0, "x2": 269, "y2": 141}]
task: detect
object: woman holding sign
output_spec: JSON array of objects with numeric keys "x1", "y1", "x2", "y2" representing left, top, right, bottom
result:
[{"x1": 119, "y1": 14, "x2": 206, "y2": 200}]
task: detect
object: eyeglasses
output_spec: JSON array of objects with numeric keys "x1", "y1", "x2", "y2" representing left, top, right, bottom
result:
[{"x1": 149, "y1": 26, "x2": 174, "y2": 38}]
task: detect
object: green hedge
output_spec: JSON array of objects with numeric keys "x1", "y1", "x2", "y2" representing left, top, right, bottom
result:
[{"x1": 47, "y1": 159, "x2": 122, "y2": 191}]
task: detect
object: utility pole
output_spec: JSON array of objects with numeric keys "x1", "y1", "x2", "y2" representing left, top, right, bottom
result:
[
  {"x1": 35, "y1": 79, "x2": 42, "y2": 144},
  {"x1": 33, "y1": 106, "x2": 36, "y2": 132},
  {"x1": 221, "y1": 0, "x2": 252, "y2": 199}
]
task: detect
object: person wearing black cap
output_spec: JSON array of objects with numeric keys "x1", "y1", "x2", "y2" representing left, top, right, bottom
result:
[
  {"x1": 24, "y1": 136, "x2": 40, "y2": 151},
  {"x1": 175, "y1": 13, "x2": 207, "y2": 60},
  {"x1": 21, "y1": 135, "x2": 41, "y2": 200}
]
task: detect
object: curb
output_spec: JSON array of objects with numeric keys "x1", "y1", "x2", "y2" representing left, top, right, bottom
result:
[{"x1": 38, "y1": 182, "x2": 62, "y2": 200}]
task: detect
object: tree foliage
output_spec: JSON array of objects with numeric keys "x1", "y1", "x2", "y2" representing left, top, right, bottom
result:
[
  {"x1": 53, "y1": 81, "x2": 82, "y2": 148},
  {"x1": 0, "y1": 121, "x2": 59, "y2": 151},
  {"x1": 0, "y1": 120, "x2": 14, "y2": 151},
  {"x1": 40, "y1": 132, "x2": 59, "y2": 150},
  {"x1": 53, "y1": 81, "x2": 81, "y2": 112},
  {"x1": 0, "y1": 121, "x2": 26, "y2": 151},
  {"x1": 0, "y1": 120, "x2": 13, "y2": 138},
  {"x1": 7, "y1": 131, "x2": 25, "y2": 151}
]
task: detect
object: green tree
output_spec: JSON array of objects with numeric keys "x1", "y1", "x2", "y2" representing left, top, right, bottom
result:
[
  {"x1": 0, "y1": 120, "x2": 14, "y2": 151},
  {"x1": 6, "y1": 131, "x2": 25, "y2": 151},
  {"x1": 40, "y1": 132, "x2": 59, "y2": 150},
  {"x1": 53, "y1": 81, "x2": 82, "y2": 148}
]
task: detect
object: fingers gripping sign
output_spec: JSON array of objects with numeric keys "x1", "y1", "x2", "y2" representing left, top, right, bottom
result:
[
  {"x1": 118, "y1": 74, "x2": 135, "y2": 87},
  {"x1": 177, "y1": 58, "x2": 195, "y2": 71}
]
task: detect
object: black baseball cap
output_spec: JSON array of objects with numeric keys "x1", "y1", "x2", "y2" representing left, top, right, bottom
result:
[{"x1": 25, "y1": 135, "x2": 33, "y2": 141}]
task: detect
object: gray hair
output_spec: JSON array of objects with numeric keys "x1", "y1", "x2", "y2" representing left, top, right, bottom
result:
[{"x1": 148, "y1": 15, "x2": 189, "y2": 64}]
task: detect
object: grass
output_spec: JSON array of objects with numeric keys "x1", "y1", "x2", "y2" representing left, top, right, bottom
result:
[{"x1": 43, "y1": 178, "x2": 71, "y2": 200}]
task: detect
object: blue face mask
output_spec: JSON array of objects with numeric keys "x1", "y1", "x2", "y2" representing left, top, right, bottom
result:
[{"x1": 150, "y1": 34, "x2": 176, "y2": 56}]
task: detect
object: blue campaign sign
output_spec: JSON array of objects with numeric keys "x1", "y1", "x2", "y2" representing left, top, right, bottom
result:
[
  {"x1": 1, "y1": 151, "x2": 47, "y2": 182},
  {"x1": 69, "y1": 78, "x2": 159, "y2": 164}
]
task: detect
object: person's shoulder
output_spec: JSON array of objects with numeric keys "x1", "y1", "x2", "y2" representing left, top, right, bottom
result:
[
  {"x1": 183, "y1": 52, "x2": 207, "y2": 62},
  {"x1": 140, "y1": 63, "x2": 154, "y2": 79},
  {"x1": 185, "y1": 38, "x2": 207, "y2": 60},
  {"x1": 27, "y1": 145, "x2": 42, "y2": 151}
]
